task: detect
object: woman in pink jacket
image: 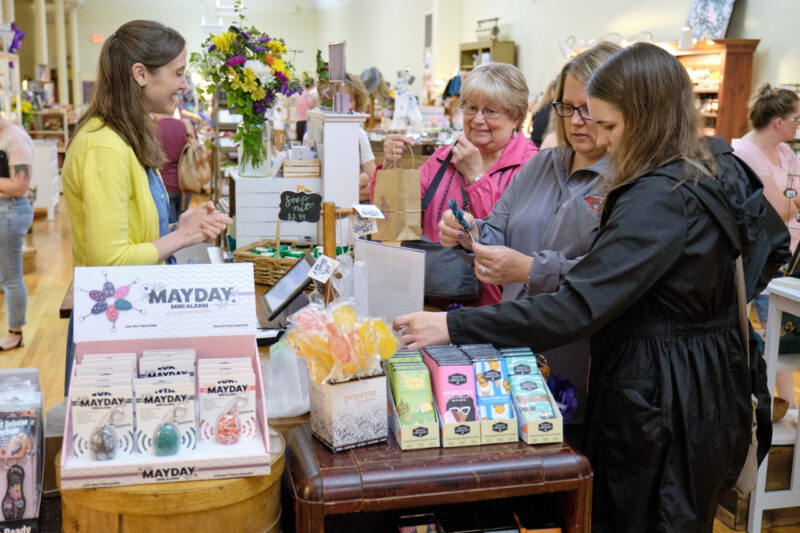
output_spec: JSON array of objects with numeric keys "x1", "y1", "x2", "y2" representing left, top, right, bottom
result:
[{"x1": 377, "y1": 62, "x2": 538, "y2": 305}]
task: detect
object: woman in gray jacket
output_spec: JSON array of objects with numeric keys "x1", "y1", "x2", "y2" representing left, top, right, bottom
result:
[{"x1": 439, "y1": 42, "x2": 619, "y2": 433}]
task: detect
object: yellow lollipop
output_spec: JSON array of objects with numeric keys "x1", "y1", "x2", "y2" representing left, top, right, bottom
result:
[
  {"x1": 287, "y1": 331, "x2": 315, "y2": 360},
  {"x1": 332, "y1": 305, "x2": 359, "y2": 332},
  {"x1": 359, "y1": 319, "x2": 398, "y2": 359}
]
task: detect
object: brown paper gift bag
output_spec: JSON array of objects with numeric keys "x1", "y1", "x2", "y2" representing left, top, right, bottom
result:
[{"x1": 372, "y1": 159, "x2": 422, "y2": 242}]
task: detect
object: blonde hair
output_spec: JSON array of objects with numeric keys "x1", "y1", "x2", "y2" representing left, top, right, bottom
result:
[
  {"x1": 460, "y1": 62, "x2": 528, "y2": 131},
  {"x1": 749, "y1": 83, "x2": 799, "y2": 129},
  {"x1": 586, "y1": 42, "x2": 713, "y2": 190},
  {"x1": 554, "y1": 41, "x2": 621, "y2": 149},
  {"x1": 344, "y1": 73, "x2": 369, "y2": 113},
  {"x1": 74, "y1": 20, "x2": 185, "y2": 169}
]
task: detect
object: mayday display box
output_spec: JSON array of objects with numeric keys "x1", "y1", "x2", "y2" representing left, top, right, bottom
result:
[{"x1": 59, "y1": 264, "x2": 271, "y2": 489}]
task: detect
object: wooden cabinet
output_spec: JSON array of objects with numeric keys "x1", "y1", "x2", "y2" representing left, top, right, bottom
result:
[
  {"x1": 459, "y1": 40, "x2": 516, "y2": 71},
  {"x1": 667, "y1": 39, "x2": 759, "y2": 142}
]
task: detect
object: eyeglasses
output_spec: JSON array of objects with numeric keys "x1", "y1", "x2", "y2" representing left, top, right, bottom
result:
[
  {"x1": 460, "y1": 102, "x2": 506, "y2": 120},
  {"x1": 552, "y1": 101, "x2": 592, "y2": 121}
]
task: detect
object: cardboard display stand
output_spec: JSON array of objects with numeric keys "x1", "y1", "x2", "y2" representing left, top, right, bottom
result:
[{"x1": 60, "y1": 264, "x2": 271, "y2": 489}]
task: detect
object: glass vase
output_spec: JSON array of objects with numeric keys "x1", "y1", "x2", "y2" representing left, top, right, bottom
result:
[{"x1": 237, "y1": 120, "x2": 272, "y2": 178}]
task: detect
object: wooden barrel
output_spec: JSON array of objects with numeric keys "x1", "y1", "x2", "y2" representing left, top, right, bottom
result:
[{"x1": 57, "y1": 429, "x2": 285, "y2": 533}]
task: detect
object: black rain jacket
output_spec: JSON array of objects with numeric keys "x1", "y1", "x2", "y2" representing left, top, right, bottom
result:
[{"x1": 447, "y1": 138, "x2": 790, "y2": 532}]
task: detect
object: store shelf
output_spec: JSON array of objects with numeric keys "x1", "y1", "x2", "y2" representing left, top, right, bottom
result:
[
  {"x1": 29, "y1": 129, "x2": 66, "y2": 135},
  {"x1": 694, "y1": 87, "x2": 721, "y2": 94},
  {"x1": 458, "y1": 40, "x2": 516, "y2": 71}
]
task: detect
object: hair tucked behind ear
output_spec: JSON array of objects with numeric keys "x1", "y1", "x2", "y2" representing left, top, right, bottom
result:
[
  {"x1": 74, "y1": 20, "x2": 185, "y2": 169},
  {"x1": 749, "y1": 83, "x2": 799, "y2": 129},
  {"x1": 586, "y1": 42, "x2": 713, "y2": 189}
]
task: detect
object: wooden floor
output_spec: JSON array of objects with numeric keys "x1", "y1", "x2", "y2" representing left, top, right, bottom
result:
[{"x1": 1, "y1": 196, "x2": 799, "y2": 532}]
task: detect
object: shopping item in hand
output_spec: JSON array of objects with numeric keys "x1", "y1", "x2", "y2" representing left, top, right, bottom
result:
[{"x1": 448, "y1": 199, "x2": 478, "y2": 242}]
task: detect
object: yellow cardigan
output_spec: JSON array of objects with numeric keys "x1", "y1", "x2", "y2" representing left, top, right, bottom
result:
[{"x1": 63, "y1": 117, "x2": 161, "y2": 266}]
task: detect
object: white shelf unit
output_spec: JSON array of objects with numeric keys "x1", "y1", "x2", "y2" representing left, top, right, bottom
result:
[
  {"x1": 749, "y1": 276, "x2": 800, "y2": 532},
  {"x1": 32, "y1": 140, "x2": 59, "y2": 220},
  {"x1": 29, "y1": 109, "x2": 69, "y2": 157},
  {"x1": 0, "y1": 51, "x2": 21, "y2": 124}
]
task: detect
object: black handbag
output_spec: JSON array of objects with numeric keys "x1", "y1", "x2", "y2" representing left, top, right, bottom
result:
[{"x1": 401, "y1": 150, "x2": 481, "y2": 301}]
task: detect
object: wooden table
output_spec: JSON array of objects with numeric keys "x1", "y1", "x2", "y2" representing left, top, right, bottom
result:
[{"x1": 282, "y1": 423, "x2": 592, "y2": 532}]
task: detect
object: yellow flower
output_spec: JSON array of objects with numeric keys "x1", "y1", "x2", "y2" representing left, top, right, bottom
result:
[
  {"x1": 272, "y1": 58, "x2": 287, "y2": 75},
  {"x1": 212, "y1": 31, "x2": 236, "y2": 54},
  {"x1": 252, "y1": 87, "x2": 266, "y2": 101},
  {"x1": 241, "y1": 67, "x2": 258, "y2": 93},
  {"x1": 229, "y1": 71, "x2": 243, "y2": 91},
  {"x1": 267, "y1": 40, "x2": 287, "y2": 55}
]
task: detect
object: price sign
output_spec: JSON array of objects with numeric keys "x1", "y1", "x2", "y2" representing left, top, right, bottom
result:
[
  {"x1": 351, "y1": 214, "x2": 378, "y2": 236},
  {"x1": 352, "y1": 204, "x2": 385, "y2": 219},
  {"x1": 308, "y1": 256, "x2": 340, "y2": 283},
  {"x1": 278, "y1": 191, "x2": 323, "y2": 223}
]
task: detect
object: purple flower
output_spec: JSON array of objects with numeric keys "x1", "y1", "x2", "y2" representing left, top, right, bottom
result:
[
  {"x1": 225, "y1": 55, "x2": 246, "y2": 68},
  {"x1": 9, "y1": 23, "x2": 24, "y2": 54},
  {"x1": 445, "y1": 303, "x2": 464, "y2": 312},
  {"x1": 258, "y1": 36, "x2": 269, "y2": 43},
  {"x1": 546, "y1": 374, "x2": 578, "y2": 422},
  {"x1": 228, "y1": 25, "x2": 240, "y2": 34},
  {"x1": 253, "y1": 47, "x2": 266, "y2": 52},
  {"x1": 208, "y1": 44, "x2": 216, "y2": 52},
  {"x1": 241, "y1": 31, "x2": 250, "y2": 39}
]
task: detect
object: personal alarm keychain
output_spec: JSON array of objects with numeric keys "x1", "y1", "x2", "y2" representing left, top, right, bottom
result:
[
  {"x1": 785, "y1": 172, "x2": 799, "y2": 199},
  {"x1": 1, "y1": 465, "x2": 25, "y2": 520},
  {"x1": 153, "y1": 404, "x2": 187, "y2": 456},
  {"x1": 216, "y1": 394, "x2": 248, "y2": 445},
  {"x1": 89, "y1": 407, "x2": 124, "y2": 461}
]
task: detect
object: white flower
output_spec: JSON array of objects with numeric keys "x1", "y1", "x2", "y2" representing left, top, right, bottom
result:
[{"x1": 244, "y1": 59, "x2": 274, "y2": 87}]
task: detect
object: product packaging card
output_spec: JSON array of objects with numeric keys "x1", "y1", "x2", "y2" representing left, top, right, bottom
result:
[
  {"x1": 388, "y1": 367, "x2": 436, "y2": 425},
  {"x1": 138, "y1": 359, "x2": 195, "y2": 379},
  {"x1": 73, "y1": 265, "x2": 256, "y2": 343},
  {"x1": 75, "y1": 360, "x2": 137, "y2": 376},
  {"x1": 70, "y1": 383, "x2": 135, "y2": 459},
  {"x1": 133, "y1": 380, "x2": 197, "y2": 455},
  {"x1": 197, "y1": 358, "x2": 252, "y2": 367},
  {"x1": 197, "y1": 372, "x2": 257, "y2": 445},
  {"x1": 82, "y1": 352, "x2": 138, "y2": 362},
  {"x1": 505, "y1": 356, "x2": 540, "y2": 377},
  {"x1": 141, "y1": 348, "x2": 197, "y2": 360},
  {"x1": 422, "y1": 350, "x2": 477, "y2": 424}
]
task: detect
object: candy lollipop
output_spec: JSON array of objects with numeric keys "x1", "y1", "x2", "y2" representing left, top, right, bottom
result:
[
  {"x1": 332, "y1": 304, "x2": 359, "y2": 332},
  {"x1": 348, "y1": 331, "x2": 370, "y2": 371},
  {"x1": 291, "y1": 306, "x2": 326, "y2": 331},
  {"x1": 359, "y1": 319, "x2": 398, "y2": 359}
]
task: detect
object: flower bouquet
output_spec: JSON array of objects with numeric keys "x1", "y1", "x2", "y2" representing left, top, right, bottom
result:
[{"x1": 192, "y1": 4, "x2": 301, "y2": 173}]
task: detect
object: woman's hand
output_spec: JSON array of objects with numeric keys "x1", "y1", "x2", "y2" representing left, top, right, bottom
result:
[
  {"x1": 383, "y1": 134, "x2": 415, "y2": 166},
  {"x1": 472, "y1": 242, "x2": 533, "y2": 285},
  {"x1": 439, "y1": 210, "x2": 475, "y2": 249},
  {"x1": 176, "y1": 201, "x2": 232, "y2": 245},
  {"x1": 358, "y1": 171, "x2": 371, "y2": 202},
  {"x1": 393, "y1": 312, "x2": 450, "y2": 349},
  {"x1": 452, "y1": 133, "x2": 484, "y2": 183}
]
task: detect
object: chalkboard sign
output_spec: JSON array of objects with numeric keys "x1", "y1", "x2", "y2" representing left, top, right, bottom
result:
[{"x1": 278, "y1": 191, "x2": 323, "y2": 223}]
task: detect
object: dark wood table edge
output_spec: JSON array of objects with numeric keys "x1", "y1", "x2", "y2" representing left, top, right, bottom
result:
[{"x1": 283, "y1": 423, "x2": 592, "y2": 532}]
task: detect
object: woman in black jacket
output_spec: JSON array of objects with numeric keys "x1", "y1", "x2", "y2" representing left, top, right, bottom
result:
[{"x1": 394, "y1": 43, "x2": 790, "y2": 532}]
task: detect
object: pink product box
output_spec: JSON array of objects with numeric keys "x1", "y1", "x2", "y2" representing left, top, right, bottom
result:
[
  {"x1": 60, "y1": 264, "x2": 269, "y2": 489},
  {"x1": 422, "y1": 352, "x2": 477, "y2": 424}
]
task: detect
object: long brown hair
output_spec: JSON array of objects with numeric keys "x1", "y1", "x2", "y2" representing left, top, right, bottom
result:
[
  {"x1": 554, "y1": 41, "x2": 621, "y2": 148},
  {"x1": 75, "y1": 20, "x2": 185, "y2": 169},
  {"x1": 749, "y1": 83, "x2": 799, "y2": 129},
  {"x1": 586, "y1": 42, "x2": 713, "y2": 189}
]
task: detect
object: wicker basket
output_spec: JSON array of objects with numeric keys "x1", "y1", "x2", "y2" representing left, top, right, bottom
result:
[
  {"x1": 773, "y1": 396, "x2": 790, "y2": 423},
  {"x1": 233, "y1": 238, "x2": 314, "y2": 287}
]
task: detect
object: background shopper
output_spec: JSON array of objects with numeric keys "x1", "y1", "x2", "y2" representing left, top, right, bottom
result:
[{"x1": 0, "y1": 119, "x2": 34, "y2": 351}]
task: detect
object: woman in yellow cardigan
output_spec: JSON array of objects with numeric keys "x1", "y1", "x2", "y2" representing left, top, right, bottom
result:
[
  {"x1": 63, "y1": 21, "x2": 230, "y2": 267},
  {"x1": 62, "y1": 20, "x2": 231, "y2": 389}
]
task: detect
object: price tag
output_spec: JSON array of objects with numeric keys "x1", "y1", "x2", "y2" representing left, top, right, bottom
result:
[
  {"x1": 308, "y1": 256, "x2": 340, "y2": 283},
  {"x1": 352, "y1": 204, "x2": 385, "y2": 219},
  {"x1": 351, "y1": 214, "x2": 378, "y2": 237}
]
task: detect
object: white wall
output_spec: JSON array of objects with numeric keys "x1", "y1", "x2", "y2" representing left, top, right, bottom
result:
[{"x1": 14, "y1": 0, "x2": 800, "y2": 103}]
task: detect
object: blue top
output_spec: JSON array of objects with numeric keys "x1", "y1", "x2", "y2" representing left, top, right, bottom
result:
[{"x1": 146, "y1": 168, "x2": 176, "y2": 264}]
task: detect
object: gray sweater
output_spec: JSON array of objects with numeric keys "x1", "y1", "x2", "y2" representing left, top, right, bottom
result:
[{"x1": 474, "y1": 147, "x2": 609, "y2": 424}]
